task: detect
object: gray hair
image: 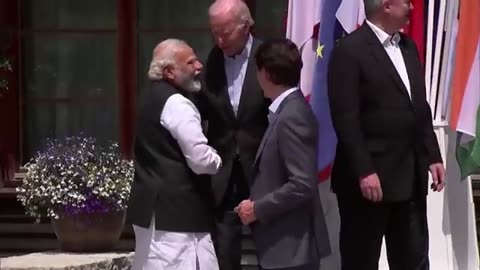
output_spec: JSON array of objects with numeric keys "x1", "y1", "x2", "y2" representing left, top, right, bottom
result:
[
  {"x1": 364, "y1": 0, "x2": 384, "y2": 18},
  {"x1": 148, "y1": 39, "x2": 188, "y2": 80},
  {"x1": 209, "y1": 0, "x2": 254, "y2": 27}
]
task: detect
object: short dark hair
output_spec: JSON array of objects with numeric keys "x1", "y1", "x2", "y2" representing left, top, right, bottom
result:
[{"x1": 254, "y1": 38, "x2": 302, "y2": 88}]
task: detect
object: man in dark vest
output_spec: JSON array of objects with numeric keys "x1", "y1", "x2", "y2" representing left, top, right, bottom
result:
[
  {"x1": 127, "y1": 39, "x2": 222, "y2": 270},
  {"x1": 197, "y1": 1, "x2": 270, "y2": 269}
]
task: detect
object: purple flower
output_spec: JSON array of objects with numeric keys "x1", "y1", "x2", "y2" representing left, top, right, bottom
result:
[{"x1": 17, "y1": 135, "x2": 134, "y2": 219}]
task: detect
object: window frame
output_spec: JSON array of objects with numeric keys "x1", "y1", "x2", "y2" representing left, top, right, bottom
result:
[{"x1": 0, "y1": 0, "x2": 287, "y2": 187}]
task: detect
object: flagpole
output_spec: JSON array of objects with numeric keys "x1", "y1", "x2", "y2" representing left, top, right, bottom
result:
[
  {"x1": 425, "y1": 0, "x2": 435, "y2": 100},
  {"x1": 429, "y1": 0, "x2": 447, "y2": 119},
  {"x1": 436, "y1": 0, "x2": 457, "y2": 121}
]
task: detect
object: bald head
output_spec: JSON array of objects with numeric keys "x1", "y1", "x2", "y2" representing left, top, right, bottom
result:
[
  {"x1": 364, "y1": 0, "x2": 384, "y2": 18},
  {"x1": 148, "y1": 39, "x2": 203, "y2": 92},
  {"x1": 209, "y1": 0, "x2": 254, "y2": 27},
  {"x1": 209, "y1": 0, "x2": 253, "y2": 56},
  {"x1": 363, "y1": 0, "x2": 413, "y2": 34}
]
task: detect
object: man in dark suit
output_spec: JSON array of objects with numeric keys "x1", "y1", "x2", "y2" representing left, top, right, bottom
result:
[
  {"x1": 199, "y1": 1, "x2": 270, "y2": 269},
  {"x1": 235, "y1": 38, "x2": 331, "y2": 270},
  {"x1": 327, "y1": 0, "x2": 446, "y2": 269}
]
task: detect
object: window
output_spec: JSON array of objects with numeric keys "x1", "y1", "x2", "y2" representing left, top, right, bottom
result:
[
  {"x1": 22, "y1": 0, "x2": 119, "y2": 161},
  {"x1": 137, "y1": 0, "x2": 215, "y2": 94},
  {"x1": 253, "y1": 0, "x2": 288, "y2": 39},
  {"x1": 0, "y1": 0, "x2": 288, "y2": 186}
]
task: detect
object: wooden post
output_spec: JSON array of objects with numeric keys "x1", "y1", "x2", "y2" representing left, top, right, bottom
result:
[
  {"x1": 0, "y1": 0, "x2": 21, "y2": 186},
  {"x1": 117, "y1": 0, "x2": 137, "y2": 160}
]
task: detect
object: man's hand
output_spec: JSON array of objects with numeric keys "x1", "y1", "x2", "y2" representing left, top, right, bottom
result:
[
  {"x1": 429, "y1": 163, "x2": 445, "y2": 192},
  {"x1": 234, "y1": 200, "x2": 257, "y2": 225},
  {"x1": 359, "y1": 173, "x2": 383, "y2": 202}
]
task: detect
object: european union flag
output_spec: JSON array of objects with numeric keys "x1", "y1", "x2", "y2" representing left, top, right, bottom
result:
[{"x1": 310, "y1": 0, "x2": 344, "y2": 181}]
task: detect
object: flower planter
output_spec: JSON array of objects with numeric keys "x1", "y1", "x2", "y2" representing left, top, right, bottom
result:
[
  {"x1": 51, "y1": 210, "x2": 126, "y2": 252},
  {"x1": 17, "y1": 136, "x2": 134, "y2": 252}
]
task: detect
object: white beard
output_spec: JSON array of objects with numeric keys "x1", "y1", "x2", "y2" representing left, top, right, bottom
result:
[{"x1": 186, "y1": 79, "x2": 202, "y2": 92}]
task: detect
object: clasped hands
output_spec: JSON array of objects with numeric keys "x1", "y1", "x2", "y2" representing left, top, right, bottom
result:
[{"x1": 234, "y1": 199, "x2": 256, "y2": 225}]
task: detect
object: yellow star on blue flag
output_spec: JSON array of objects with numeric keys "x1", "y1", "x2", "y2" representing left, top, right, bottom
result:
[{"x1": 316, "y1": 43, "x2": 325, "y2": 58}]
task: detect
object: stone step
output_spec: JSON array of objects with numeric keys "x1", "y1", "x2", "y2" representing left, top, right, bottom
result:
[
  {"x1": 0, "y1": 251, "x2": 259, "y2": 270},
  {"x1": 0, "y1": 236, "x2": 256, "y2": 254},
  {"x1": 0, "y1": 238, "x2": 135, "y2": 252}
]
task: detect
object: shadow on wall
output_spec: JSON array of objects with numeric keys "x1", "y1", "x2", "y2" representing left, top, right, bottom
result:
[{"x1": 444, "y1": 128, "x2": 479, "y2": 270}]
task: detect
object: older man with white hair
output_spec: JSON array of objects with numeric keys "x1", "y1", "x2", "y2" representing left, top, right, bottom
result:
[
  {"x1": 328, "y1": 0, "x2": 445, "y2": 269},
  {"x1": 197, "y1": 1, "x2": 270, "y2": 269},
  {"x1": 126, "y1": 38, "x2": 222, "y2": 270}
]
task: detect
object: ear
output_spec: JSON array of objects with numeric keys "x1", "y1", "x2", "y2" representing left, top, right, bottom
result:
[
  {"x1": 241, "y1": 21, "x2": 250, "y2": 33},
  {"x1": 163, "y1": 65, "x2": 175, "y2": 80},
  {"x1": 383, "y1": 0, "x2": 392, "y2": 12},
  {"x1": 263, "y1": 69, "x2": 272, "y2": 83}
]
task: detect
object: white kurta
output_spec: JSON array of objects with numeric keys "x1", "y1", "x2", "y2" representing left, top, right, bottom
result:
[{"x1": 131, "y1": 217, "x2": 219, "y2": 270}]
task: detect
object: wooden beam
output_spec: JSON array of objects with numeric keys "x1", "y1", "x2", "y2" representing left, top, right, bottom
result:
[
  {"x1": 117, "y1": 0, "x2": 137, "y2": 160},
  {"x1": 0, "y1": 0, "x2": 21, "y2": 187}
]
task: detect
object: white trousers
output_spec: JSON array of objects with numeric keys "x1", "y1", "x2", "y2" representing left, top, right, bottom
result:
[{"x1": 131, "y1": 217, "x2": 219, "y2": 270}]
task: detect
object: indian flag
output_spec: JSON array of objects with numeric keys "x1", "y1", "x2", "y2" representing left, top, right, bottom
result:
[{"x1": 450, "y1": 0, "x2": 480, "y2": 179}]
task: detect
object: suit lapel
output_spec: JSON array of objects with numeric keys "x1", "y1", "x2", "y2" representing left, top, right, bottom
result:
[
  {"x1": 236, "y1": 38, "x2": 259, "y2": 119},
  {"x1": 363, "y1": 25, "x2": 412, "y2": 101},
  {"x1": 253, "y1": 90, "x2": 301, "y2": 167},
  {"x1": 214, "y1": 52, "x2": 237, "y2": 120},
  {"x1": 401, "y1": 41, "x2": 421, "y2": 106},
  {"x1": 254, "y1": 113, "x2": 278, "y2": 165}
]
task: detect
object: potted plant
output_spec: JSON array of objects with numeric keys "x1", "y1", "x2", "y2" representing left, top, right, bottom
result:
[{"x1": 16, "y1": 136, "x2": 134, "y2": 252}]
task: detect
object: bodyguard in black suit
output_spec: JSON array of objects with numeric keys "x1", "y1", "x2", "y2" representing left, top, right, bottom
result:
[
  {"x1": 327, "y1": 1, "x2": 446, "y2": 269},
  {"x1": 198, "y1": 1, "x2": 269, "y2": 270}
]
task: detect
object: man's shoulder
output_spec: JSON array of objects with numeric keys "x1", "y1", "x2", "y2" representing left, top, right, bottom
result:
[
  {"x1": 150, "y1": 81, "x2": 179, "y2": 98},
  {"x1": 336, "y1": 27, "x2": 367, "y2": 50},
  {"x1": 206, "y1": 45, "x2": 223, "y2": 61},
  {"x1": 399, "y1": 33, "x2": 417, "y2": 51},
  {"x1": 278, "y1": 91, "x2": 315, "y2": 122},
  {"x1": 251, "y1": 36, "x2": 263, "y2": 50}
]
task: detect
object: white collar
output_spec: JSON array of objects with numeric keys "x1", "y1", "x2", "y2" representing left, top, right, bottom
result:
[
  {"x1": 269, "y1": 87, "x2": 298, "y2": 113},
  {"x1": 366, "y1": 20, "x2": 401, "y2": 46}
]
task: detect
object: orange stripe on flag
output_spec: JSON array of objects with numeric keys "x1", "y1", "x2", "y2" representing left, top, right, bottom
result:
[{"x1": 450, "y1": 0, "x2": 480, "y2": 129}]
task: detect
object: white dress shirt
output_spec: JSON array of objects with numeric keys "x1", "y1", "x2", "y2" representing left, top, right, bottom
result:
[
  {"x1": 366, "y1": 20, "x2": 411, "y2": 99},
  {"x1": 160, "y1": 93, "x2": 222, "y2": 175},
  {"x1": 269, "y1": 87, "x2": 299, "y2": 114},
  {"x1": 131, "y1": 93, "x2": 221, "y2": 270},
  {"x1": 224, "y1": 34, "x2": 253, "y2": 116}
]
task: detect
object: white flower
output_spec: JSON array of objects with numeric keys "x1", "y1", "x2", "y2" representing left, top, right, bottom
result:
[{"x1": 16, "y1": 137, "x2": 134, "y2": 219}]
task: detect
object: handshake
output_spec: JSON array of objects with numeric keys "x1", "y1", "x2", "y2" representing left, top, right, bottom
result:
[{"x1": 233, "y1": 199, "x2": 257, "y2": 225}]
